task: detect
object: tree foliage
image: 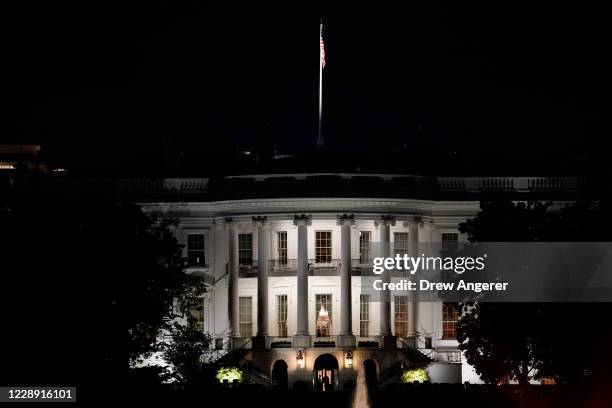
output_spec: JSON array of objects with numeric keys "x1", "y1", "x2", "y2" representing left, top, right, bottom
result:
[
  {"x1": 162, "y1": 322, "x2": 212, "y2": 384},
  {"x1": 457, "y1": 303, "x2": 546, "y2": 385},
  {"x1": 0, "y1": 192, "x2": 204, "y2": 385},
  {"x1": 457, "y1": 199, "x2": 611, "y2": 385}
]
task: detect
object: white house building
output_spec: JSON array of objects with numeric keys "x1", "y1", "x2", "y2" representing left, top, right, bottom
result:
[{"x1": 137, "y1": 172, "x2": 583, "y2": 390}]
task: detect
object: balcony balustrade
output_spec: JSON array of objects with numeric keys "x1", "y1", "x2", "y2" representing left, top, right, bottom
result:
[
  {"x1": 351, "y1": 258, "x2": 374, "y2": 275},
  {"x1": 238, "y1": 260, "x2": 258, "y2": 277},
  {"x1": 269, "y1": 259, "x2": 298, "y2": 273},
  {"x1": 308, "y1": 259, "x2": 341, "y2": 274},
  {"x1": 266, "y1": 259, "x2": 342, "y2": 275}
]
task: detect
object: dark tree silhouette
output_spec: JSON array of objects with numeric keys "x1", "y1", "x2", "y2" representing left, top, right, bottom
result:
[
  {"x1": 162, "y1": 322, "x2": 212, "y2": 385},
  {"x1": 0, "y1": 191, "x2": 203, "y2": 390},
  {"x1": 457, "y1": 199, "x2": 612, "y2": 385}
]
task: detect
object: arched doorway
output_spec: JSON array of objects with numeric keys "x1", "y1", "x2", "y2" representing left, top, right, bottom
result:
[
  {"x1": 363, "y1": 359, "x2": 378, "y2": 391},
  {"x1": 313, "y1": 354, "x2": 339, "y2": 392},
  {"x1": 272, "y1": 360, "x2": 288, "y2": 390}
]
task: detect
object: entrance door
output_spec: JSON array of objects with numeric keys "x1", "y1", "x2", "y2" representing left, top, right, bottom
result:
[
  {"x1": 313, "y1": 354, "x2": 339, "y2": 392},
  {"x1": 315, "y1": 369, "x2": 334, "y2": 392}
]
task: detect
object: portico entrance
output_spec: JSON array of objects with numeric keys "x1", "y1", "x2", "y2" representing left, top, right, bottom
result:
[{"x1": 313, "y1": 353, "x2": 339, "y2": 392}]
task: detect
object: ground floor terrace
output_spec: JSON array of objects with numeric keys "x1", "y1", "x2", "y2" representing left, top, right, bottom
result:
[{"x1": 240, "y1": 347, "x2": 463, "y2": 391}]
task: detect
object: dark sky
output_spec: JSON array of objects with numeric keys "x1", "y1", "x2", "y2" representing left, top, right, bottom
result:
[{"x1": 2, "y1": 1, "x2": 611, "y2": 170}]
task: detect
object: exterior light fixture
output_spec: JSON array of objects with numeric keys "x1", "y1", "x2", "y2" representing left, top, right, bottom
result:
[
  {"x1": 296, "y1": 350, "x2": 305, "y2": 368},
  {"x1": 345, "y1": 351, "x2": 353, "y2": 368}
]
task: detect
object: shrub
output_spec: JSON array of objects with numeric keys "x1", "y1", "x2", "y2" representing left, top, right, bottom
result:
[
  {"x1": 400, "y1": 368, "x2": 429, "y2": 383},
  {"x1": 216, "y1": 367, "x2": 244, "y2": 384}
]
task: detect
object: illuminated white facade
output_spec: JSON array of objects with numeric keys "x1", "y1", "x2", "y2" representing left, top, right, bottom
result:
[{"x1": 141, "y1": 173, "x2": 581, "y2": 389}]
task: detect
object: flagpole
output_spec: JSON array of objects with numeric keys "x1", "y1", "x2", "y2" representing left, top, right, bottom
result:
[{"x1": 316, "y1": 19, "x2": 324, "y2": 149}]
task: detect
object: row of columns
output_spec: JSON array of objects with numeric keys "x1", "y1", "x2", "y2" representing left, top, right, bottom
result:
[{"x1": 225, "y1": 214, "x2": 422, "y2": 347}]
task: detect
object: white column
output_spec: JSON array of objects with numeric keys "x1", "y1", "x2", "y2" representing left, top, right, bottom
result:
[
  {"x1": 254, "y1": 216, "x2": 269, "y2": 339},
  {"x1": 378, "y1": 216, "x2": 395, "y2": 342},
  {"x1": 226, "y1": 218, "x2": 239, "y2": 339},
  {"x1": 338, "y1": 214, "x2": 356, "y2": 347},
  {"x1": 293, "y1": 215, "x2": 311, "y2": 348},
  {"x1": 408, "y1": 221, "x2": 420, "y2": 337}
]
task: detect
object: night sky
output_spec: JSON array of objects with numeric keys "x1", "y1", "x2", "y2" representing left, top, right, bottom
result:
[{"x1": 2, "y1": 1, "x2": 611, "y2": 172}]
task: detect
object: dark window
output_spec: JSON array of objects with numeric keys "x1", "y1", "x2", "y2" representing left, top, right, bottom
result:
[
  {"x1": 187, "y1": 234, "x2": 206, "y2": 267},
  {"x1": 441, "y1": 232, "x2": 459, "y2": 251},
  {"x1": 359, "y1": 231, "x2": 371, "y2": 263},
  {"x1": 393, "y1": 232, "x2": 409, "y2": 256},
  {"x1": 315, "y1": 231, "x2": 332, "y2": 263},
  {"x1": 239, "y1": 296, "x2": 253, "y2": 338},
  {"x1": 277, "y1": 232, "x2": 287, "y2": 265},
  {"x1": 189, "y1": 297, "x2": 205, "y2": 331},
  {"x1": 238, "y1": 233, "x2": 253, "y2": 266},
  {"x1": 394, "y1": 296, "x2": 409, "y2": 337},
  {"x1": 277, "y1": 295, "x2": 288, "y2": 337},
  {"x1": 360, "y1": 294, "x2": 370, "y2": 336}
]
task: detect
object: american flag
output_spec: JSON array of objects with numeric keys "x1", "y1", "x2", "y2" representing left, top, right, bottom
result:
[{"x1": 320, "y1": 22, "x2": 325, "y2": 69}]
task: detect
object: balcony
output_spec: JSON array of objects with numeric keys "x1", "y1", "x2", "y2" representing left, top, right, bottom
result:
[
  {"x1": 357, "y1": 336, "x2": 381, "y2": 348},
  {"x1": 251, "y1": 335, "x2": 385, "y2": 349},
  {"x1": 266, "y1": 259, "x2": 342, "y2": 276},
  {"x1": 308, "y1": 259, "x2": 340, "y2": 275},
  {"x1": 269, "y1": 259, "x2": 298, "y2": 275},
  {"x1": 239, "y1": 260, "x2": 258, "y2": 277},
  {"x1": 351, "y1": 259, "x2": 374, "y2": 275}
]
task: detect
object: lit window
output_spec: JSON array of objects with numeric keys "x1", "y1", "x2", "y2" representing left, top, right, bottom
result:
[
  {"x1": 541, "y1": 377, "x2": 556, "y2": 385},
  {"x1": 277, "y1": 232, "x2": 287, "y2": 265},
  {"x1": 442, "y1": 302, "x2": 460, "y2": 339},
  {"x1": 393, "y1": 232, "x2": 409, "y2": 257},
  {"x1": 276, "y1": 295, "x2": 288, "y2": 337},
  {"x1": 315, "y1": 294, "x2": 332, "y2": 337},
  {"x1": 394, "y1": 296, "x2": 409, "y2": 337},
  {"x1": 239, "y1": 296, "x2": 253, "y2": 338},
  {"x1": 359, "y1": 231, "x2": 371, "y2": 263},
  {"x1": 187, "y1": 234, "x2": 206, "y2": 267},
  {"x1": 315, "y1": 231, "x2": 332, "y2": 263},
  {"x1": 238, "y1": 233, "x2": 253, "y2": 266},
  {"x1": 360, "y1": 294, "x2": 370, "y2": 336}
]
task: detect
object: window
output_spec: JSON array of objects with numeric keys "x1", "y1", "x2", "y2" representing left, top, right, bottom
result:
[
  {"x1": 239, "y1": 296, "x2": 253, "y2": 338},
  {"x1": 359, "y1": 231, "x2": 371, "y2": 263},
  {"x1": 441, "y1": 232, "x2": 459, "y2": 251},
  {"x1": 315, "y1": 294, "x2": 332, "y2": 337},
  {"x1": 441, "y1": 232, "x2": 459, "y2": 242},
  {"x1": 541, "y1": 377, "x2": 556, "y2": 385},
  {"x1": 315, "y1": 231, "x2": 332, "y2": 263},
  {"x1": 393, "y1": 232, "x2": 409, "y2": 257},
  {"x1": 187, "y1": 234, "x2": 206, "y2": 267},
  {"x1": 394, "y1": 296, "x2": 409, "y2": 337},
  {"x1": 360, "y1": 294, "x2": 370, "y2": 336},
  {"x1": 442, "y1": 302, "x2": 460, "y2": 339},
  {"x1": 238, "y1": 233, "x2": 253, "y2": 266},
  {"x1": 277, "y1": 231, "x2": 287, "y2": 265},
  {"x1": 276, "y1": 295, "x2": 288, "y2": 337},
  {"x1": 189, "y1": 297, "x2": 205, "y2": 331}
]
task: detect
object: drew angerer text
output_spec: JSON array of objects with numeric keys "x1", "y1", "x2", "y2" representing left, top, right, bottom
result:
[{"x1": 373, "y1": 279, "x2": 509, "y2": 293}]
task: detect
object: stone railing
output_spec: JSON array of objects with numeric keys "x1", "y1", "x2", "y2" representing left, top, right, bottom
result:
[
  {"x1": 356, "y1": 336, "x2": 382, "y2": 348},
  {"x1": 437, "y1": 176, "x2": 582, "y2": 193},
  {"x1": 119, "y1": 177, "x2": 209, "y2": 193},
  {"x1": 269, "y1": 259, "x2": 298, "y2": 273},
  {"x1": 14, "y1": 174, "x2": 586, "y2": 200}
]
